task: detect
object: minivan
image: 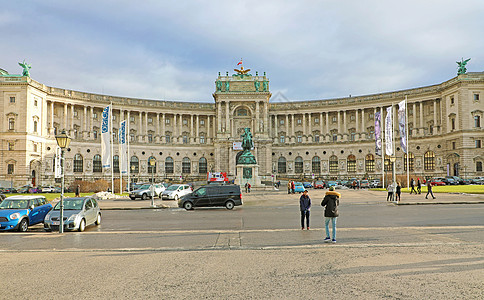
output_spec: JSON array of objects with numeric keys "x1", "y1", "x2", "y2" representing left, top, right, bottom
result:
[{"x1": 178, "y1": 184, "x2": 242, "y2": 210}]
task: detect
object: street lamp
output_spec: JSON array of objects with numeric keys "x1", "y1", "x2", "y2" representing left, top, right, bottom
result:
[
  {"x1": 131, "y1": 164, "x2": 136, "y2": 192},
  {"x1": 149, "y1": 157, "x2": 156, "y2": 207},
  {"x1": 389, "y1": 155, "x2": 397, "y2": 202},
  {"x1": 55, "y1": 129, "x2": 71, "y2": 234}
]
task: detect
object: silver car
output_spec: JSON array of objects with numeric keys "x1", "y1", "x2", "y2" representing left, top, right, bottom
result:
[
  {"x1": 161, "y1": 184, "x2": 192, "y2": 201},
  {"x1": 44, "y1": 197, "x2": 101, "y2": 232},
  {"x1": 129, "y1": 183, "x2": 166, "y2": 200}
]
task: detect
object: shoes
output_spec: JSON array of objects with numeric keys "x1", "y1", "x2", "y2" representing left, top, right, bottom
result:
[
  {"x1": 301, "y1": 227, "x2": 304, "y2": 230},
  {"x1": 425, "y1": 197, "x2": 428, "y2": 199},
  {"x1": 332, "y1": 239, "x2": 336, "y2": 243},
  {"x1": 307, "y1": 227, "x2": 310, "y2": 230},
  {"x1": 433, "y1": 197, "x2": 436, "y2": 199},
  {"x1": 324, "y1": 237, "x2": 331, "y2": 242}
]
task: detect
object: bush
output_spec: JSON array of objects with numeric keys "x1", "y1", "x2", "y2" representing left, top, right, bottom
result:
[{"x1": 69, "y1": 179, "x2": 127, "y2": 193}]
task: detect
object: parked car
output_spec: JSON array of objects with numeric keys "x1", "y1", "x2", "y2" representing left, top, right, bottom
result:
[
  {"x1": 129, "y1": 183, "x2": 166, "y2": 200},
  {"x1": 430, "y1": 178, "x2": 446, "y2": 186},
  {"x1": 0, "y1": 193, "x2": 6, "y2": 202},
  {"x1": 314, "y1": 181, "x2": 325, "y2": 189},
  {"x1": 360, "y1": 180, "x2": 370, "y2": 188},
  {"x1": 0, "y1": 196, "x2": 52, "y2": 232},
  {"x1": 302, "y1": 182, "x2": 313, "y2": 188},
  {"x1": 446, "y1": 176, "x2": 465, "y2": 185},
  {"x1": 44, "y1": 197, "x2": 101, "y2": 232},
  {"x1": 370, "y1": 180, "x2": 381, "y2": 188},
  {"x1": 294, "y1": 182, "x2": 305, "y2": 193},
  {"x1": 161, "y1": 184, "x2": 192, "y2": 201},
  {"x1": 3, "y1": 187, "x2": 17, "y2": 193},
  {"x1": 179, "y1": 184, "x2": 242, "y2": 210},
  {"x1": 40, "y1": 186, "x2": 56, "y2": 193},
  {"x1": 326, "y1": 181, "x2": 337, "y2": 188}
]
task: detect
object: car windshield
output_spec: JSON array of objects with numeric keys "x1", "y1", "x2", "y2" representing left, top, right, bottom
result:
[
  {"x1": 139, "y1": 184, "x2": 151, "y2": 190},
  {"x1": 166, "y1": 185, "x2": 179, "y2": 191},
  {"x1": 295, "y1": 182, "x2": 303, "y2": 186},
  {"x1": 54, "y1": 199, "x2": 84, "y2": 210},
  {"x1": 0, "y1": 199, "x2": 29, "y2": 209}
]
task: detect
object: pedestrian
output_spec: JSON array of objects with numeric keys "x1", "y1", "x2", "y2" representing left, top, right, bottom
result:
[
  {"x1": 396, "y1": 182, "x2": 401, "y2": 202},
  {"x1": 417, "y1": 178, "x2": 422, "y2": 194},
  {"x1": 386, "y1": 182, "x2": 394, "y2": 201},
  {"x1": 426, "y1": 180, "x2": 436, "y2": 199},
  {"x1": 287, "y1": 181, "x2": 291, "y2": 194},
  {"x1": 299, "y1": 190, "x2": 311, "y2": 230},
  {"x1": 352, "y1": 180, "x2": 356, "y2": 190},
  {"x1": 321, "y1": 186, "x2": 340, "y2": 243},
  {"x1": 75, "y1": 184, "x2": 80, "y2": 197},
  {"x1": 291, "y1": 181, "x2": 295, "y2": 194},
  {"x1": 245, "y1": 182, "x2": 248, "y2": 193},
  {"x1": 410, "y1": 178, "x2": 417, "y2": 194},
  {"x1": 248, "y1": 183, "x2": 251, "y2": 193}
]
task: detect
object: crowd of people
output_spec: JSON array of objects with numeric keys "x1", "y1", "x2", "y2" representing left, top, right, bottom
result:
[{"x1": 387, "y1": 177, "x2": 437, "y2": 202}]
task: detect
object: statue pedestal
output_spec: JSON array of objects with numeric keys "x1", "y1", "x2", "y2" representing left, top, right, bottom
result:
[{"x1": 235, "y1": 164, "x2": 262, "y2": 187}]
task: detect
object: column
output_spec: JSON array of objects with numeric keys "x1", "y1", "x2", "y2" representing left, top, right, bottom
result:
[
  {"x1": 196, "y1": 115, "x2": 199, "y2": 143},
  {"x1": 155, "y1": 113, "x2": 160, "y2": 143},
  {"x1": 82, "y1": 106, "x2": 87, "y2": 139},
  {"x1": 361, "y1": 109, "x2": 365, "y2": 139},
  {"x1": 274, "y1": 114, "x2": 278, "y2": 142},
  {"x1": 144, "y1": 112, "x2": 148, "y2": 136},
  {"x1": 285, "y1": 114, "x2": 289, "y2": 141},
  {"x1": 355, "y1": 109, "x2": 359, "y2": 140},
  {"x1": 179, "y1": 114, "x2": 183, "y2": 142},
  {"x1": 307, "y1": 113, "x2": 312, "y2": 142},
  {"x1": 302, "y1": 113, "x2": 307, "y2": 139},
  {"x1": 50, "y1": 101, "x2": 55, "y2": 134},
  {"x1": 70, "y1": 105, "x2": 74, "y2": 135},
  {"x1": 217, "y1": 102, "x2": 222, "y2": 132},
  {"x1": 412, "y1": 102, "x2": 417, "y2": 137},
  {"x1": 325, "y1": 112, "x2": 329, "y2": 136},
  {"x1": 433, "y1": 100, "x2": 437, "y2": 135},
  {"x1": 225, "y1": 102, "x2": 230, "y2": 134},
  {"x1": 263, "y1": 102, "x2": 268, "y2": 134},
  {"x1": 138, "y1": 112, "x2": 143, "y2": 142},
  {"x1": 343, "y1": 110, "x2": 347, "y2": 141},
  {"x1": 291, "y1": 114, "x2": 295, "y2": 143},
  {"x1": 173, "y1": 114, "x2": 177, "y2": 142},
  {"x1": 319, "y1": 112, "x2": 323, "y2": 141},
  {"x1": 190, "y1": 114, "x2": 194, "y2": 143},
  {"x1": 161, "y1": 113, "x2": 165, "y2": 143},
  {"x1": 337, "y1": 111, "x2": 341, "y2": 139},
  {"x1": 256, "y1": 101, "x2": 260, "y2": 133},
  {"x1": 419, "y1": 101, "x2": 424, "y2": 136},
  {"x1": 90, "y1": 106, "x2": 94, "y2": 139},
  {"x1": 63, "y1": 103, "x2": 68, "y2": 131},
  {"x1": 126, "y1": 111, "x2": 131, "y2": 142}
]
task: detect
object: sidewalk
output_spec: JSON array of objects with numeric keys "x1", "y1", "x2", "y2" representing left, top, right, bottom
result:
[{"x1": 96, "y1": 189, "x2": 484, "y2": 210}]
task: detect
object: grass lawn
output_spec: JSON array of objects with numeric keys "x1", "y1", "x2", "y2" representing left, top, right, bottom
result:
[
  {"x1": 371, "y1": 185, "x2": 484, "y2": 194},
  {"x1": 4, "y1": 192, "x2": 129, "y2": 202}
]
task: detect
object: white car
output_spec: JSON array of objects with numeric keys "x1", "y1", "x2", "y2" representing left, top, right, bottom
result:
[
  {"x1": 161, "y1": 184, "x2": 192, "y2": 201},
  {"x1": 41, "y1": 186, "x2": 55, "y2": 193}
]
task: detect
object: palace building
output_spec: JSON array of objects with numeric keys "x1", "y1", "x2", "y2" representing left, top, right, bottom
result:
[{"x1": 0, "y1": 64, "x2": 483, "y2": 187}]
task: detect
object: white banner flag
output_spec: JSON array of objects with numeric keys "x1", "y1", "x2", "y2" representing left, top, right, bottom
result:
[
  {"x1": 398, "y1": 99, "x2": 407, "y2": 153},
  {"x1": 119, "y1": 120, "x2": 127, "y2": 174},
  {"x1": 385, "y1": 106, "x2": 394, "y2": 156},
  {"x1": 101, "y1": 105, "x2": 111, "y2": 168},
  {"x1": 54, "y1": 146, "x2": 62, "y2": 178}
]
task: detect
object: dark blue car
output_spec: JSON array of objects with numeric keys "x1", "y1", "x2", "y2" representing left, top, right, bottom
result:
[{"x1": 0, "y1": 196, "x2": 52, "y2": 232}]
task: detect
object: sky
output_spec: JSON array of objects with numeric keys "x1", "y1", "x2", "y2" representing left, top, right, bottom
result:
[{"x1": 2, "y1": 0, "x2": 484, "y2": 103}]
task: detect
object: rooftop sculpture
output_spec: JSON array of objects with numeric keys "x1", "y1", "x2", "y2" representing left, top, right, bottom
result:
[{"x1": 457, "y1": 58, "x2": 470, "y2": 75}]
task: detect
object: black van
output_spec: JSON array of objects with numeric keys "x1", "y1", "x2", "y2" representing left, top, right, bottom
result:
[{"x1": 178, "y1": 184, "x2": 242, "y2": 210}]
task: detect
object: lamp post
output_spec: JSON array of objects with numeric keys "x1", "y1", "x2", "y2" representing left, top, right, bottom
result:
[
  {"x1": 389, "y1": 155, "x2": 397, "y2": 202},
  {"x1": 55, "y1": 130, "x2": 71, "y2": 234},
  {"x1": 149, "y1": 157, "x2": 156, "y2": 207},
  {"x1": 131, "y1": 165, "x2": 135, "y2": 192}
]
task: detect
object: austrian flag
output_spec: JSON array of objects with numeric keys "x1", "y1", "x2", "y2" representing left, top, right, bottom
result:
[{"x1": 237, "y1": 59, "x2": 242, "y2": 65}]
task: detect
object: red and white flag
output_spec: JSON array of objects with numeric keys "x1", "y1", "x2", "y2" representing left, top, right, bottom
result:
[{"x1": 237, "y1": 59, "x2": 242, "y2": 65}]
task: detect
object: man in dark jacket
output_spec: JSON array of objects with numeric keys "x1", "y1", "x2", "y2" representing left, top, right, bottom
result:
[
  {"x1": 321, "y1": 186, "x2": 340, "y2": 243},
  {"x1": 299, "y1": 190, "x2": 311, "y2": 230}
]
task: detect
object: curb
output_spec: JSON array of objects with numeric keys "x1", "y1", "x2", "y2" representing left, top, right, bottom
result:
[{"x1": 394, "y1": 201, "x2": 484, "y2": 206}]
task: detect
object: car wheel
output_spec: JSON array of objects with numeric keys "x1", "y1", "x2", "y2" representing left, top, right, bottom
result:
[
  {"x1": 225, "y1": 200, "x2": 235, "y2": 210},
  {"x1": 174, "y1": 194, "x2": 179, "y2": 201},
  {"x1": 18, "y1": 218, "x2": 28, "y2": 232},
  {"x1": 78, "y1": 219, "x2": 86, "y2": 232},
  {"x1": 44, "y1": 228, "x2": 52, "y2": 232},
  {"x1": 142, "y1": 193, "x2": 148, "y2": 200},
  {"x1": 183, "y1": 201, "x2": 193, "y2": 210},
  {"x1": 95, "y1": 214, "x2": 101, "y2": 225}
]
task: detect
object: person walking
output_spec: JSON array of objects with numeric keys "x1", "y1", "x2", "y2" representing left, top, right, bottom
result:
[
  {"x1": 417, "y1": 178, "x2": 422, "y2": 194},
  {"x1": 386, "y1": 182, "x2": 394, "y2": 201},
  {"x1": 299, "y1": 190, "x2": 311, "y2": 230},
  {"x1": 75, "y1": 184, "x2": 80, "y2": 197},
  {"x1": 426, "y1": 180, "x2": 436, "y2": 199},
  {"x1": 410, "y1": 178, "x2": 417, "y2": 194},
  {"x1": 287, "y1": 181, "x2": 292, "y2": 194},
  {"x1": 247, "y1": 183, "x2": 251, "y2": 193},
  {"x1": 291, "y1": 181, "x2": 295, "y2": 194},
  {"x1": 395, "y1": 182, "x2": 401, "y2": 202},
  {"x1": 321, "y1": 186, "x2": 340, "y2": 243},
  {"x1": 245, "y1": 182, "x2": 249, "y2": 193}
]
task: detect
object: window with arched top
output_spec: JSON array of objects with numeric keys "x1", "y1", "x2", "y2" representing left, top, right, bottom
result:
[
  {"x1": 199, "y1": 157, "x2": 207, "y2": 174},
  {"x1": 347, "y1": 155, "x2": 356, "y2": 172},
  {"x1": 424, "y1": 151, "x2": 435, "y2": 171},
  {"x1": 295, "y1": 156, "x2": 303, "y2": 173},
  {"x1": 236, "y1": 108, "x2": 248, "y2": 116},
  {"x1": 329, "y1": 155, "x2": 338, "y2": 173},
  {"x1": 384, "y1": 155, "x2": 393, "y2": 172},
  {"x1": 365, "y1": 154, "x2": 375, "y2": 173},
  {"x1": 74, "y1": 154, "x2": 83, "y2": 173},
  {"x1": 404, "y1": 152, "x2": 415, "y2": 171},
  {"x1": 278, "y1": 157, "x2": 286, "y2": 174},
  {"x1": 93, "y1": 155, "x2": 102, "y2": 173},
  {"x1": 312, "y1": 156, "x2": 320, "y2": 174},
  {"x1": 130, "y1": 156, "x2": 139, "y2": 173},
  {"x1": 148, "y1": 156, "x2": 156, "y2": 174},
  {"x1": 165, "y1": 157, "x2": 174, "y2": 174},
  {"x1": 182, "y1": 157, "x2": 191, "y2": 174}
]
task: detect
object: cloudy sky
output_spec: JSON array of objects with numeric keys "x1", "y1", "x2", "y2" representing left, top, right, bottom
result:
[{"x1": 2, "y1": 0, "x2": 484, "y2": 102}]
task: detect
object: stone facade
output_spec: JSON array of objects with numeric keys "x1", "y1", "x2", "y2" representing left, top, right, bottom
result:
[{"x1": 1, "y1": 67, "x2": 483, "y2": 187}]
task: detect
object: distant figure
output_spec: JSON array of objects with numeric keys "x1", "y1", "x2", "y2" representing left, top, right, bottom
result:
[
  {"x1": 395, "y1": 182, "x2": 401, "y2": 202},
  {"x1": 386, "y1": 183, "x2": 394, "y2": 201},
  {"x1": 410, "y1": 178, "x2": 417, "y2": 194},
  {"x1": 417, "y1": 178, "x2": 422, "y2": 194},
  {"x1": 247, "y1": 183, "x2": 251, "y2": 193},
  {"x1": 75, "y1": 184, "x2": 80, "y2": 197},
  {"x1": 426, "y1": 180, "x2": 436, "y2": 199},
  {"x1": 287, "y1": 181, "x2": 291, "y2": 194},
  {"x1": 321, "y1": 186, "x2": 340, "y2": 243},
  {"x1": 291, "y1": 181, "x2": 295, "y2": 194},
  {"x1": 299, "y1": 190, "x2": 311, "y2": 230},
  {"x1": 245, "y1": 182, "x2": 249, "y2": 193}
]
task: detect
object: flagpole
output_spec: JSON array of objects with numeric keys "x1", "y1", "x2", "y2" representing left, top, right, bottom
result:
[
  {"x1": 405, "y1": 96, "x2": 410, "y2": 191},
  {"x1": 127, "y1": 119, "x2": 130, "y2": 193},
  {"x1": 392, "y1": 103, "x2": 397, "y2": 201},
  {"x1": 119, "y1": 121, "x2": 122, "y2": 195},
  {"x1": 110, "y1": 102, "x2": 114, "y2": 194},
  {"x1": 381, "y1": 107, "x2": 385, "y2": 189}
]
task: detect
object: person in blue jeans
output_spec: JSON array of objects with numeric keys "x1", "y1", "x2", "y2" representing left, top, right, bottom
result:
[
  {"x1": 299, "y1": 190, "x2": 311, "y2": 230},
  {"x1": 321, "y1": 186, "x2": 340, "y2": 243}
]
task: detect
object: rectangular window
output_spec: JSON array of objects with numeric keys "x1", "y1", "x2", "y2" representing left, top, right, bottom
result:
[
  {"x1": 93, "y1": 113, "x2": 98, "y2": 119},
  {"x1": 183, "y1": 135, "x2": 188, "y2": 144},
  {"x1": 9, "y1": 119, "x2": 14, "y2": 130},
  {"x1": 73, "y1": 110, "x2": 78, "y2": 117},
  {"x1": 477, "y1": 161, "x2": 483, "y2": 172},
  {"x1": 350, "y1": 133, "x2": 355, "y2": 141},
  {"x1": 333, "y1": 134, "x2": 337, "y2": 142},
  {"x1": 450, "y1": 96, "x2": 455, "y2": 105},
  {"x1": 475, "y1": 116, "x2": 481, "y2": 128},
  {"x1": 332, "y1": 116, "x2": 337, "y2": 123},
  {"x1": 452, "y1": 142, "x2": 456, "y2": 150},
  {"x1": 429, "y1": 125, "x2": 434, "y2": 135},
  {"x1": 369, "y1": 113, "x2": 374, "y2": 120},
  {"x1": 279, "y1": 119, "x2": 284, "y2": 125},
  {"x1": 34, "y1": 99, "x2": 38, "y2": 106},
  {"x1": 451, "y1": 118, "x2": 455, "y2": 130},
  {"x1": 166, "y1": 119, "x2": 170, "y2": 124},
  {"x1": 183, "y1": 119, "x2": 188, "y2": 125},
  {"x1": 130, "y1": 133, "x2": 135, "y2": 142},
  {"x1": 297, "y1": 135, "x2": 302, "y2": 143},
  {"x1": 113, "y1": 115, "x2": 116, "y2": 121},
  {"x1": 148, "y1": 117, "x2": 153, "y2": 124},
  {"x1": 130, "y1": 116, "x2": 135, "y2": 122},
  {"x1": 166, "y1": 135, "x2": 171, "y2": 143},
  {"x1": 474, "y1": 94, "x2": 480, "y2": 101},
  {"x1": 476, "y1": 140, "x2": 482, "y2": 148},
  {"x1": 93, "y1": 130, "x2": 98, "y2": 139},
  {"x1": 314, "y1": 135, "x2": 320, "y2": 142},
  {"x1": 280, "y1": 136, "x2": 285, "y2": 143},
  {"x1": 33, "y1": 144, "x2": 38, "y2": 152},
  {"x1": 7, "y1": 164, "x2": 14, "y2": 174},
  {"x1": 200, "y1": 136, "x2": 205, "y2": 144},
  {"x1": 148, "y1": 134, "x2": 153, "y2": 143},
  {"x1": 350, "y1": 115, "x2": 355, "y2": 121},
  {"x1": 297, "y1": 119, "x2": 302, "y2": 125},
  {"x1": 200, "y1": 120, "x2": 205, "y2": 125},
  {"x1": 8, "y1": 142, "x2": 14, "y2": 151},
  {"x1": 10, "y1": 97, "x2": 15, "y2": 103},
  {"x1": 314, "y1": 118, "x2": 319, "y2": 123}
]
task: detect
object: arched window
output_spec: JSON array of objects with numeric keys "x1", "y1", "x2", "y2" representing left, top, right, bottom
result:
[
  {"x1": 199, "y1": 157, "x2": 207, "y2": 174},
  {"x1": 130, "y1": 156, "x2": 139, "y2": 173},
  {"x1": 93, "y1": 155, "x2": 102, "y2": 173},
  {"x1": 33, "y1": 120, "x2": 38, "y2": 133},
  {"x1": 404, "y1": 152, "x2": 415, "y2": 171},
  {"x1": 182, "y1": 157, "x2": 191, "y2": 174},
  {"x1": 365, "y1": 154, "x2": 375, "y2": 172},
  {"x1": 113, "y1": 155, "x2": 119, "y2": 173},
  {"x1": 424, "y1": 151, "x2": 435, "y2": 171},
  {"x1": 278, "y1": 157, "x2": 286, "y2": 174},
  {"x1": 384, "y1": 155, "x2": 393, "y2": 172},
  {"x1": 347, "y1": 155, "x2": 356, "y2": 172},
  {"x1": 165, "y1": 157, "x2": 174, "y2": 174},
  {"x1": 73, "y1": 154, "x2": 83, "y2": 173},
  {"x1": 329, "y1": 155, "x2": 338, "y2": 173},
  {"x1": 148, "y1": 156, "x2": 156, "y2": 174},
  {"x1": 295, "y1": 156, "x2": 303, "y2": 173},
  {"x1": 312, "y1": 156, "x2": 321, "y2": 174}
]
